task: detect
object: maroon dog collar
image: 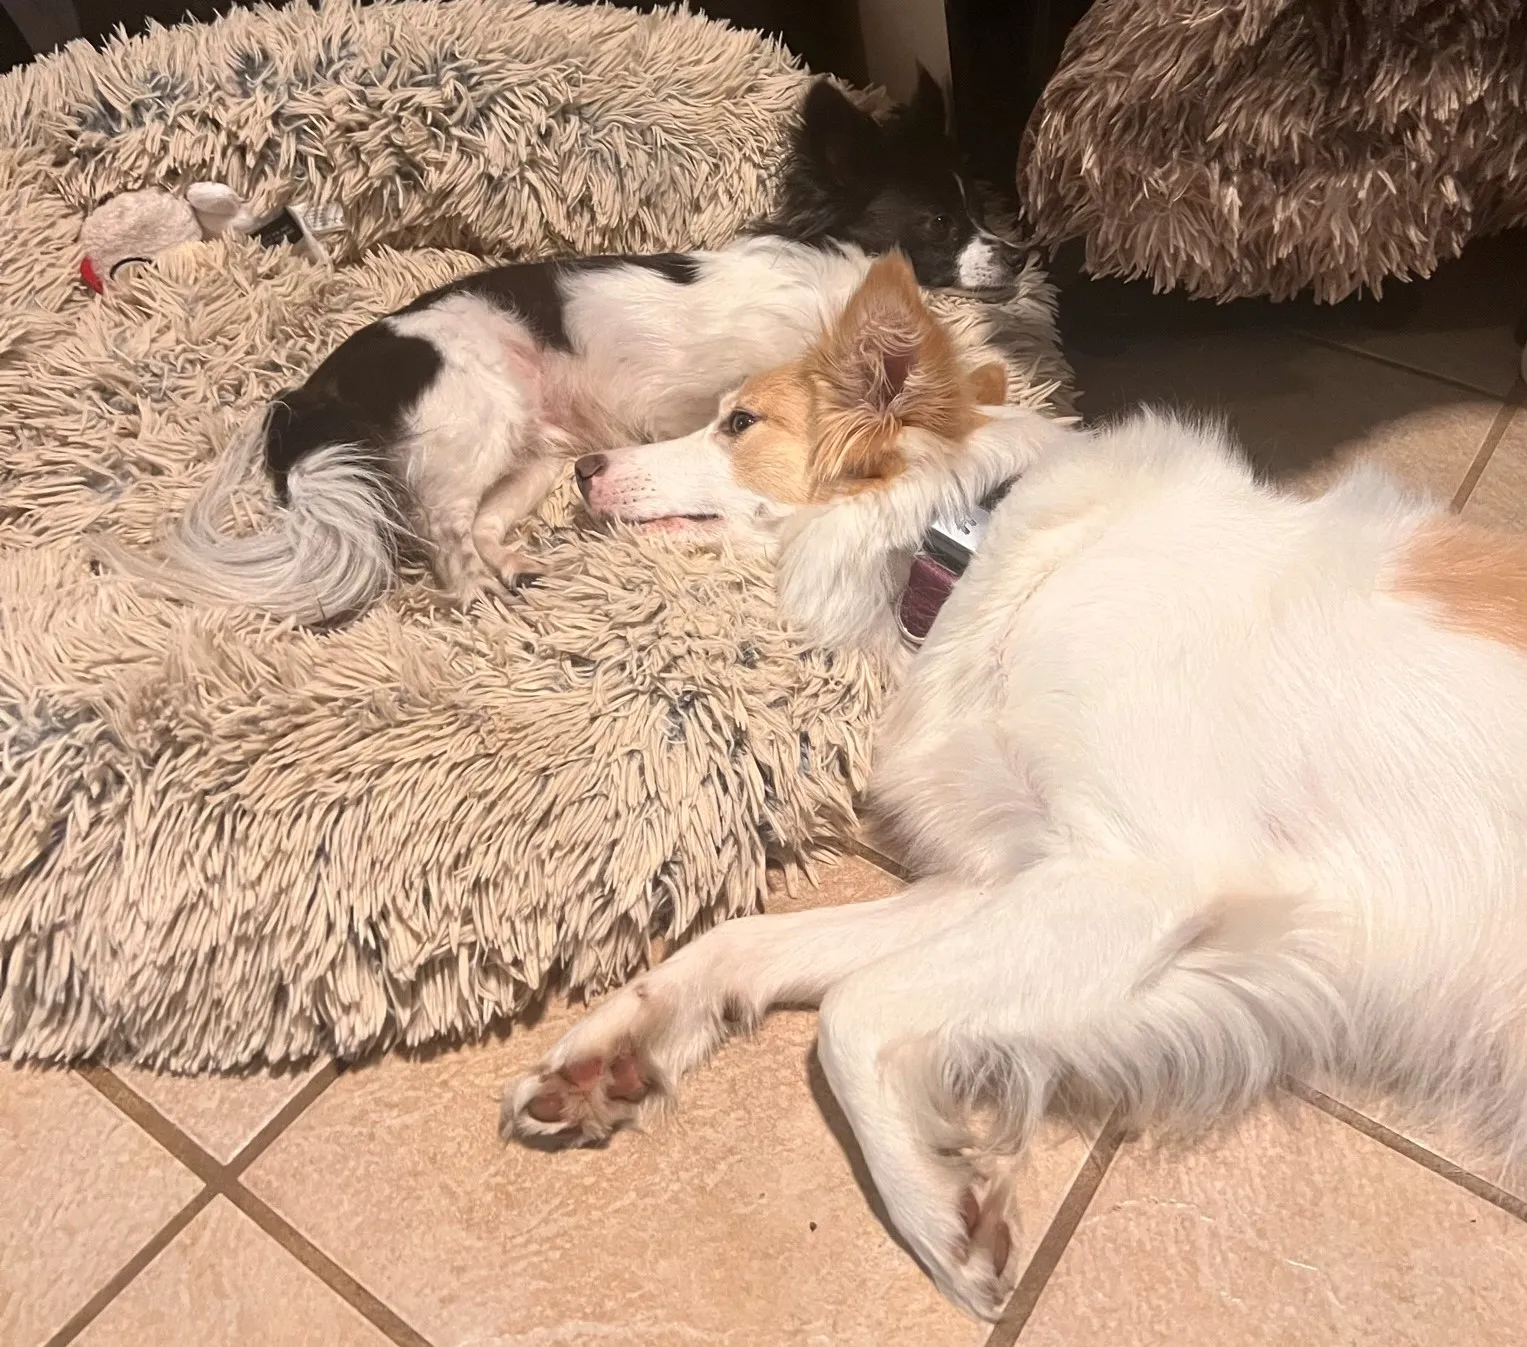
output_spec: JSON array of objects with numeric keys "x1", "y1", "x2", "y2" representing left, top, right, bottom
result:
[
  {"x1": 895, "y1": 486, "x2": 1012, "y2": 647},
  {"x1": 897, "y1": 552, "x2": 962, "y2": 644}
]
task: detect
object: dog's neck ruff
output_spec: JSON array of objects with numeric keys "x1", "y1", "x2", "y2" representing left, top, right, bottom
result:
[{"x1": 896, "y1": 484, "x2": 1012, "y2": 646}]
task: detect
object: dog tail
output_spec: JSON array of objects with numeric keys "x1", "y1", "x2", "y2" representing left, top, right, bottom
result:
[{"x1": 99, "y1": 408, "x2": 398, "y2": 626}]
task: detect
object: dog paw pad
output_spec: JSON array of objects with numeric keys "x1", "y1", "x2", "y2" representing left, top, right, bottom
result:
[
  {"x1": 503, "y1": 1052, "x2": 653, "y2": 1146},
  {"x1": 957, "y1": 1184, "x2": 1014, "y2": 1280}
]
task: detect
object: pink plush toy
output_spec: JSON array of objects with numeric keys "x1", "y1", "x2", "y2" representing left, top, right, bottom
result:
[{"x1": 78, "y1": 182, "x2": 338, "y2": 292}]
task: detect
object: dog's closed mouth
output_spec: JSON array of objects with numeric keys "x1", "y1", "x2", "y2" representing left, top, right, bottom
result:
[{"x1": 637, "y1": 513, "x2": 722, "y2": 533}]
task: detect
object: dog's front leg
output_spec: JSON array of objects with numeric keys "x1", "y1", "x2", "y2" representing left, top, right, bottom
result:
[{"x1": 500, "y1": 875, "x2": 988, "y2": 1148}]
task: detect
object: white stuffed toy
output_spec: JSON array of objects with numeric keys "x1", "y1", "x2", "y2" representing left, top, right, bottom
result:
[{"x1": 78, "y1": 182, "x2": 337, "y2": 292}]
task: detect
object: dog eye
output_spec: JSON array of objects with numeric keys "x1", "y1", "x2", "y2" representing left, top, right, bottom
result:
[
  {"x1": 931, "y1": 214, "x2": 952, "y2": 229},
  {"x1": 723, "y1": 409, "x2": 759, "y2": 436}
]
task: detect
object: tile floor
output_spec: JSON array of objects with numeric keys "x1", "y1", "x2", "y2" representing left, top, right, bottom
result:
[{"x1": 6, "y1": 233, "x2": 1527, "y2": 1347}]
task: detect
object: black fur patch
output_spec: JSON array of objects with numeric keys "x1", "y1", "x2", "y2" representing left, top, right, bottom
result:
[
  {"x1": 405, "y1": 261, "x2": 571, "y2": 347},
  {"x1": 572, "y1": 252, "x2": 702, "y2": 287},
  {"x1": 265, "y1": 325, "x2": 441, "y2": 498},
  {"x1": 754, "y1": 74, "x2": 1009, "y2": 290},
  {"x1": 404, "y1": 252, "x2": 701, "y2": 351},
  {"x1": 267, "y1": 252, "x2": 702, "y2": 487}
]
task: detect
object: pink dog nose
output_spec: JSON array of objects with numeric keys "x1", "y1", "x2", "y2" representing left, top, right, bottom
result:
[{"x1": 574, "y1": 454, "x2": 606, "y2": 498}]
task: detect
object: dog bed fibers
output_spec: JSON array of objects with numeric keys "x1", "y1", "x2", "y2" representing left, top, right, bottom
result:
[
  {"x1": 0, "y1": 0, "x2": 1071, "y2": 1070},
  {"x1": 1021, "y1": 0, "x2": 1527, "y2": 302}
]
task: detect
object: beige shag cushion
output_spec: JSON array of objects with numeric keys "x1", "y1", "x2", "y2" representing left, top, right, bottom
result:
[
  {"x1": 0, "y1": 0, "x2": 1070, "y2": 1069},
  {"x1": 1020, "y1": 0, "x2": 1527, "y2": 302}
]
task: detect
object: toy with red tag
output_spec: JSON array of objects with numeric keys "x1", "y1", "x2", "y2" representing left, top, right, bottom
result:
[{"x1": 77, "y1": 183, "x2": 342, "y2": 293}]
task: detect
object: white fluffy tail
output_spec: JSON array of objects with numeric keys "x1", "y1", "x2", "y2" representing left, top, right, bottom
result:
[{"x1": 100, "y1": 419, "x2": 397, "y2": 626}]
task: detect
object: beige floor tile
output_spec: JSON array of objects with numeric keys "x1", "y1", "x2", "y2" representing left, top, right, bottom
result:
[
  {"x1": 779, "y1": 850, "x2": 907, "y2": 910},
  {"x1": 1016, "y1": 1094, "x2": 1527, "y2": 1347},
  {"x1": 0, "y1": 1064, "x2": 202, "y2": 1347},
  {"x1": 1294, "y1": 1078, "x2": 1527, "y2": 1210},
  {"x1": 72, "y1": 1196, "x2": 390, "y2": 1347},
  {"x1": 1462, "y1": 406, "x2": 1527, "y2": 532},
  {"x1": 245, "y1": 856, "x2": 1094, "y2": 1347},
  {"x1": 110, "y1": 1060, "x2": 329, "y2": 1164},
  {"x1": 1297, "y1": 230, "x2": 1527, "y2": 399},
  {"x1": 1069, "y1": 330, "x2": 1499, "y2": 500}
]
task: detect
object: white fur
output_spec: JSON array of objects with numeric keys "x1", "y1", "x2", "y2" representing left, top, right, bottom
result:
[
  {"x1": 561, "y1": 237, "x2": 875, "y2": 439},
  {"x1": 507, "y1": 406, "x2": 1527, "y2": 1319},
  {"x1": 954, "y1": 233, "x2": 1017, "y2": 290},
  {"x1": 97, "y1": 422, "x2": 395, "y2": 627},
  {"x1": 388, "y1": 293, "x2": 550, "y2": 598}
]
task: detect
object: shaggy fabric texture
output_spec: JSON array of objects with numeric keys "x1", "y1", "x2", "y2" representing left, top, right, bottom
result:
[
  {"x1": 1020, "y1": 0, "x2": 1527, "y2": 302},
  {"x1": 0, "y1": 0, "x2": 1071, "y2": 1069}
]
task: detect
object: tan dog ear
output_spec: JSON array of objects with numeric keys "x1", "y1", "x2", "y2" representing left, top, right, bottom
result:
[
  {"x1": 967, "y1": 361, "x2": 1007, "y2": 406},
  {"x1": 812, "y1": 252, "x2": 930, "y2": 413},
  {"x1": 808, "y1": 252, "x2": 976, "y2": 490}
]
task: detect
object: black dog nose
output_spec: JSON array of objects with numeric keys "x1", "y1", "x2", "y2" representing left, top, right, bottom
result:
[{"x1": 574, "y1": 454, "x2": 607, "y2": 495}]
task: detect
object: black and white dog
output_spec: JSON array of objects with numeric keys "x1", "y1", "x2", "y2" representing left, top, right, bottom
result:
[{"x1": 125, "y1": 74, "x2": 1023, "y2": 624}]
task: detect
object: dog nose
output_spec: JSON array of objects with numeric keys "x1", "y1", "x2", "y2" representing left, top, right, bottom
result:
[{"x1": 574, "y1": 454, "x2": 607, "y2": 497}]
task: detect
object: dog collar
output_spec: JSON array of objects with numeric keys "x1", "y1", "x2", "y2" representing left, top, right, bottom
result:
[{"x1": 895, "y1": 485, "x2": 1011, "y2": 647}]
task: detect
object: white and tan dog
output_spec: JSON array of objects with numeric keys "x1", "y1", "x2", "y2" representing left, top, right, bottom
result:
[{"x1": 504, "y1": 254, "x2": 1527, "y2": 1319}]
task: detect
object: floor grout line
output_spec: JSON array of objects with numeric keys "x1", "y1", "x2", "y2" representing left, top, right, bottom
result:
[
  {"x1": 222, "y1": 1181, "x2": 432, "y2": 1347},
  {"x1": 39, "y1": 1186, "x2": 216, "y2": 1347},
  {"x1": 1451, "y1": 383, "x2": 1524, "y2": 511},
  {"x1": 66, "y1": 1063, "x2": 432, "y2": 1347},
  {"x1": 1296, "y1": 330, "x2": 1520, "y2": 403},
  {"x1": 78, "y1": 1066, "x2": 223, "y2": 1185},
  {"x1": 1287, "y1": 1079, "x2": 1527, "y2": 1224},
  {"x1": 984, "y1": 1116, "x2": 1126, "y2": 1347},
  {"x1": 228, "y1": 1060, "x2": 342, "y2": 1176},
  {"x1": 846, "y1": 835, "x2": 914, "y2": 883}
]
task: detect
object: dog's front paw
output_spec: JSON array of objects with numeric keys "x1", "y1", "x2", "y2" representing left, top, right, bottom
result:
[
  {"x1": 500, "y1": 955, "x2": 733, "y2": 1151},
  {"x1": 502, "y1": 1050, "x2": 654, "y2": 1147}
]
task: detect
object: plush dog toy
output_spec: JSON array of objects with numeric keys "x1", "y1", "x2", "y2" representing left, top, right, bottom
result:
[{"x1": 78, "y1": 183, "x2": 337, "y2": 292}]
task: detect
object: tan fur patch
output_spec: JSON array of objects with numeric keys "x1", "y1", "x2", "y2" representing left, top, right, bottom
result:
[
  {"x1": 967, "y1": 361, "x2": 1008, "y2": 407},
  {"x1": 1392, "y1": 519, "x2": 1527, "y2": 654},
  {"x1": 727, "y1": 364, "x2": 819, "y2": 505},
  {"x1": 718, "y1": 253, "x2": 993, "y2": 507},
  {"x1": 806, "y1": 254, "x2": 986, "y2": 491}
]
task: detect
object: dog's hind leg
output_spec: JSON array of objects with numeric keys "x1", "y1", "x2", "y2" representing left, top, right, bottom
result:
[
  {"x1": 409, "y1": 443, "x2": 555, "y2": 605},
  {"x1": 470, "y1": 455, "x2": 565, "y2": 587},
  {"x1": 501, "y1": 875, "x2": 991, "y2": 1148},
  {"x1": 811, "y1": 856, "x2": 1341, "y2": 1320},
  {"x1": 414, "y1": 497, "x2": 495, "y2": 605},
  {"x1": 390, "y1": 293, "x2": 547, "y2": 605}
]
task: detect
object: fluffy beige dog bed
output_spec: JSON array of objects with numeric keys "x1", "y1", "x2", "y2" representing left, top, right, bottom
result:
[{"x1": 0, "y1": 0, "x2": 1070, "y2": 1070}]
